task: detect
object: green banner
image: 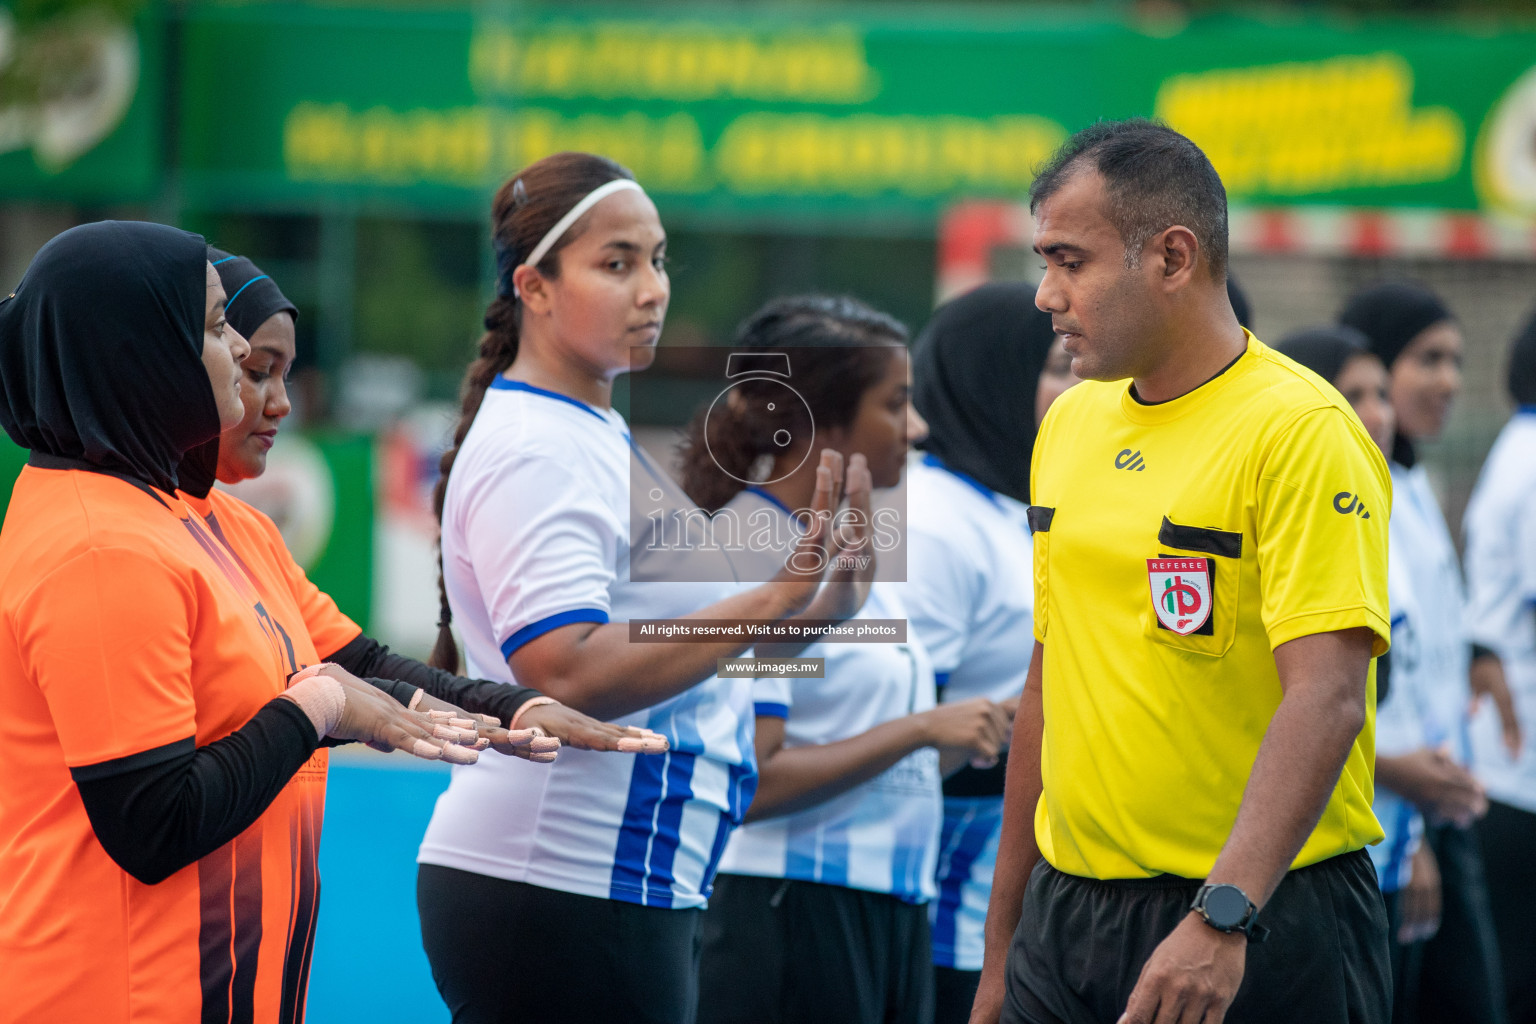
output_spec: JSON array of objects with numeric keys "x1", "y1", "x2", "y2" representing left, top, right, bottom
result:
[
  {"x1": 178, "y1": 5, "x2": 1536, "y2": 225},
  {"x1": 0, "y1": 7, "x2": 162, "y2": 202}
]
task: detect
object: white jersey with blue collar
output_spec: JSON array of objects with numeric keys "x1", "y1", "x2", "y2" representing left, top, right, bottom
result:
[
  {"x1": 904, "y1": 452, "x2": 1035, "y2": 969},
  {"x1": 904, "y1": 453, "x2": 1034, "y2": 702},
  {"x1": 1389, "y1": 461, "x2": 1473, "y2": 765},
  {"x1": 419, "y1": 379, "x2": 756, "y2": 910},
  {"x1": 716, "y1": 486, "x2": 942, "y2": 903},
  {"x1": 1465, "y1": 410, "x2": 1536, "y2": 813}
]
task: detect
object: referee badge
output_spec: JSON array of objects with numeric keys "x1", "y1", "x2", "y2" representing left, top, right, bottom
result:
[{"x1": 1147, "y1": 558, "x2": 1213, "y2": 635}]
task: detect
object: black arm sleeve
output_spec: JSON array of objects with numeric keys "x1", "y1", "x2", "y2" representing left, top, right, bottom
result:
[
  {"x1": 324, "y1": 633, "x2": 545, "y2": 726},
  {"x1": 73, "y1": 698, "x2": 320, "y2": 886}
]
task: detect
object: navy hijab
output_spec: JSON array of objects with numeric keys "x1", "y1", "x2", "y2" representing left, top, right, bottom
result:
[
  {"x1": 175, "y1": 249, "x2": 299, "y2": 498},
  {"x1": 209, "y1": 248, "x2": 297, "y2": 342},
  {"x1": 913, "y1": 282, "x2": 1059, "y2": 505},
  {"x1": 0, "y1": 221, "x2": 219, "y2": 494}
]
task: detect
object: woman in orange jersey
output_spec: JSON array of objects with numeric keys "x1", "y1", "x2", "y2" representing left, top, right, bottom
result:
[
  {"x1": 189, "y1": 248, "x2": 667, "y2": 753},
  {"x1": 0, "y1": 221, "x2": 482, "y2": 1024}
]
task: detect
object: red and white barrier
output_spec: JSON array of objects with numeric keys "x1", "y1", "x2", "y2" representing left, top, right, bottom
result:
[{"x1": 936, "y1": 200, "x2": 1536, "y2": 304}]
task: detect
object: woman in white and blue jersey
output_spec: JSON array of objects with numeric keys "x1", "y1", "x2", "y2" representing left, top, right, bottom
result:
[
  {"x1": 415, "y1": 154, "x2": 854, "y2": 1024},
  {"x1": 902, "y1": 282, "x2": 1076, "y2": 1023},
  {"x1": 681, "y1": 296, "x2": 1012, "y2": 1024},
  {"x1": 1466, "y1": 308, "x2": 1536, "y2": 1024},
  {"x1": 1341, "y1": 282, "x2": 1509, "y2": 1024},
  {"x1": 1276, "y1": 325, "x2": 1443, "y2": 1017}
]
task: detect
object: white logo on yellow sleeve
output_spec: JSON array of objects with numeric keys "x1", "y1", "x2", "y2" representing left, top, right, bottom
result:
[{"x1": 1147, "y1": 558, "x2": 1213, "y2": 635}]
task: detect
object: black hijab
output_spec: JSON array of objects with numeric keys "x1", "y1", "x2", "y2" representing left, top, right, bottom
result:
[
  {"x1": 176, "y1": 249, "x2": 300, "y2": 499},
  {"x1": 1338, "y1": 280, "x2": 1453, "y2": 371},
  {"x1": 1508, "y1": 303, "x2": 1536, "y2": 408},
  {"x1": 0, "y1": 220, "x2": 219, "y2": 494},
  {"x1": 913, "y1": 281, "x2": 1058, "y2": 504},
  {"x1": 1337, "y1": 280, "x2": 1454, "y2": 467},
  {"x1": 1274, "y1": 325, "x2": 1371, "y2": 387}
]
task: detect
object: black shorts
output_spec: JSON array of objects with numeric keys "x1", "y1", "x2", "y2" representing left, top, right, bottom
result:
[
  {"x1": 1381, "y1": 888, "x2": 1427, "y2": 1024},
  {"x1": 1003, "y1": 849, "x2": 1391, "y2": 1024},
  {"x1": 696, "y1": 873, "x2": 934, "y2": 1024},
  {"x1": 1416, "y1": 821, "x2": 1508, "y2": 1024},
  {"x1": 417, "y1": 864, "x2": 704, "y2": 1024},
  {"x1": 1479, "y1": 800, "x2": 1536, "y2": 1024},
  {"x1": 934, "y1": 966, "x2": 982, "y2": 1024}
]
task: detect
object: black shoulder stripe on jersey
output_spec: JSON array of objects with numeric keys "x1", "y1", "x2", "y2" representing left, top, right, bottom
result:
[
  {"x1": 1159, "y1": 517, "x2": 1242, "y2": 559},
  {"x1": 70, "y1": 737, "x2": 196, "y2": 782},
  {"x1": 1027, "y1": 506, "x2": 1055, "y2": 533},
  {"x1": 74, "y1": 700, "x2": 318, "y2": 885}
]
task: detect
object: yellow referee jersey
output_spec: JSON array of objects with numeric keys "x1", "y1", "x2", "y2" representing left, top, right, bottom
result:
[{"x1": 1029, "y1": 331, "x2": 1391, "y2": 881}]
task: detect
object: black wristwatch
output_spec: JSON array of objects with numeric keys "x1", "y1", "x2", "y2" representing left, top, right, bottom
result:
[{"x1": 1190, "y1": 883, "x2": 1268, "y2": 942}]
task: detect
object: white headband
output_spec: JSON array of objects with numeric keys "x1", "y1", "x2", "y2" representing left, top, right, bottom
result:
[{"x1": 522, "y1": 178, "x2": 645, "y2": 273}]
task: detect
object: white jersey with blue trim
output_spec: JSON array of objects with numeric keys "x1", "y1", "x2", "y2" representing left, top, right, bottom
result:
[
  {"x1": 418, "y1": 379, "x2": 756, "y2": 910},
  {"x1": 1465, "y1": 411, "x2": 1536, "y2": 813},
  {"x1": 1370, "y1": 543, "x2": 1426, "y2": 893},
  {"x1": 904, "y1": 453, "x2": 1034, "y2": 969},
  {"x1": 716, "y1": 487, "x2": 942, "y2": 903},
  {"x1": 1389, "y1": 462, "x2": 1473, "y2": 765}
]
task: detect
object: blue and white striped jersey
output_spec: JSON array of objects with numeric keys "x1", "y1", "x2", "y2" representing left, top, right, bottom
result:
[
  {"x1": 1368, "y1": 461, "x2": 1472, "y2": 894},
  {"x1": 419, "y1": 380, "x2": 756, "y2": 910},
  {"x1": 1370, "y1": 544, "x2": 1425, "y2": 894},
  {"x1": 716, "y1": 487, "x2": 942, "y2": 903},
  {"x1": 904, "y1": 453, "x2": 1035, "y2": 969},
  {"x1": 1466, "y1": 410, "x2": 1536, "y2": 814}
]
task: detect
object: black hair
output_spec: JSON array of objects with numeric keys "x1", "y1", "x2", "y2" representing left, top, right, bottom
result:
[
  {"x1": 677, "y1": 295, "x2": 907, "y2": 513},
  {"x1": 1029, "y1": 118, "x2": 1229, "y2": 279}
]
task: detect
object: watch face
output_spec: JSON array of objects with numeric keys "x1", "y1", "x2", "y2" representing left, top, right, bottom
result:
[{"x1": 1205, "y1": 885, "x2": 1249, "y2": 929}]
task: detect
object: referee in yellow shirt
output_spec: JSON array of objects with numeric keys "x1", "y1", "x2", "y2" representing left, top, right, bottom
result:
[{"x1": 971, "y1": 120, "x2": 1393, "y2": 1024}]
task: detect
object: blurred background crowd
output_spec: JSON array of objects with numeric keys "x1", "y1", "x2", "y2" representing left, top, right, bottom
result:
[{"x1": 4, "y1": 0, "x2": 1536, "y2": 1019}]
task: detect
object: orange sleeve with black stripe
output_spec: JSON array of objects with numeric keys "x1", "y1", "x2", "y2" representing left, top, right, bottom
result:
[{"x1": 17, "y1": 545, "x2": 197, "y2": 770}]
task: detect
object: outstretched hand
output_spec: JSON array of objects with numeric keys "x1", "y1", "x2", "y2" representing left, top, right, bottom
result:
[
  {"x1": 406, "y1": 691, "x2": 669, "y2": 761},
  {"x1": 284, "y1": 664, "x2": 482, "y2": 764},
  {"x1": 406, "y1": 689, "x2": 560, "y2": 763},
  {"x1": 517, "y1": 701, "x2": 669, "y2": 755}
]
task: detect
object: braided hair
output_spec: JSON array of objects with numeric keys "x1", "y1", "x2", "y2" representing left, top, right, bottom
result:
[{"x1": 430, "y1": 152, "x2": 634, "y2": 671}]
